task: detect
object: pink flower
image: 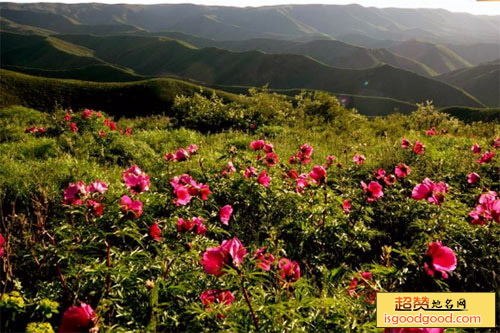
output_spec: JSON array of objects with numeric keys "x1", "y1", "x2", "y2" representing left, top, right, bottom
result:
[
  {"x1": 0, "y1": 233, "x2": 5, "y2": 258},
  {"x1": 257, "y1": 170, "x2": 270, "y2": 187},
  {"x1": 325, "y1": 155, "x2": 335, "y2": 168},
  {"x1": 244, "y1": 166, "x2": 257, "y2": 178},
  {"x1": 201, "y1": 289, "x2": 235, "y2": 308},
  {"x1": 264, "y1": 152, "x2": 279, "y2": 167},
  {"x1": 250, "y1": 140, "x2": 265, "y2": 151},
  {"x1": 413, "y1": 140, "x2": 425, "y2": 154},
  {"x1": 353, "y1": 154, "x2": 365, "y2": 165},
  {"x1": 424, "y1": 242, "x2": 457, "y2": 279},
  {"x1": 290, "y1": 143, "x2": 313, "y2": 164},
  {"x1": 477, "y1": 151, "x2": 495, "y2": 164},
  {"x1": 37, "y1": 127, "x2": 46, "y2": 134},
  {"x1": 188, "y1": 144, "x2": 198, "y2": 155},
  {"x1": 374, "y1": 168, "x2": 386, "y2": 179},
  {"x1": 149, "y1": 223, "x2": 161, "y2": 242},
  {"x1": 220, "y1": 205, "x2": 233, "y2": 226},
  {"x1": 120, "y1": 195, "x2": 143, "y2": 218},
  {"x1": 467, "y1": 172, "x2": 480, "y2": 184},
  {"x1": 123, "y1": 165, "x2": 150, "y2": 194},
  {"x1": 173, "y1": 185, "x2": 191, "y2": 206},
  {"x1": 201, "y1": 247, "x2": 227, "y2": 275},
  {"x1": 401, "y1": 138, "x2": 411, "y2": 149},
  {"x1": 394, "y1": 163, "x2": 411, "y2": 178},
  {"x1": 223, "y1": 161, "x2": 236, "y2": 174},
  {"x1": 87, "y1": 180, "x2": 108, "y2": 194},
  {"x1": 174, "y1": 148, "x2": 189, "y2": 162},
  {"x1": 411, "y1": 178, "x2": 448, "y2": 205},
  {"x1": 493, "y1": 138, "x2": 500, "y2": 149},
  {"x1": 296, "y1": 175, "x2": 308, "y2": 194},
  {"x1": 278, "y1": 258, "x2": 300, "y2": 286},
  {"x1": 220, "y1": 238, "x2": 247, "y2": 267},
  {"x1": 263, "y1": 143, "x2": 274, "y2": 153},
  {"x1": 58, "y1": 303, "x2": 97, "y2": 333},
  {"x1": 384, "y1": 174, "x2": 396, "y2": 186},
  {"x1": 125, "y1": 128, "x2": 132, "y2": 135},
  {"x1": 253, "y1": 248, "x2": 275, "y2": 271},
  {"x1": 95, "y1": 112, "x2": 102, "y2": 118},
  {"x1": 361, "y1": 181, "x2": 383, "y2": 203},
  {"x1": 109, "y1": 122, "x2": 117, "y2": 131},
  {"x1": 425, "y1": 127, "x2": 436, "y2": 136},
  {"x1": 469, "y1": 191, "x2": 500, "y2": 225},
  {"x1": 309, "y1": 165, "x2": 327, "y2": 184},
  {"x1": 63, "y1": 181, "x2": 86, "y2": 205},
  {"x1": 342, "y1": 199, "x2": 351, "y2": 214},
  {"x1": 70, "y1": 122, "x2": 78, "y2": 132},
  {"x1": 82, "y1": 109, "x2": 93, "y2": 120},
  {"x1": 471, "y1": 144, "x2": 481, "y2": 155},
  {"x1": 64, "y1": 114, "x2": 72, "y2": 122}
]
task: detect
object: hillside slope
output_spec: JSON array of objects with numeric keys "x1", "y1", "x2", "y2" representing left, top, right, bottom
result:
[
  {"x1": 56, "y1": 34, "x2": 482, "y2": 107},
  {"x1": 437, "y1": 60, "x2": 500, "y2": 107}
]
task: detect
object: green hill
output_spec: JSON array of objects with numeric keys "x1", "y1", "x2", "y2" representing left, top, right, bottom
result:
[
  {"x1": 437, "y1": 60, "x2": 500, "y2": 107},
  {"x1": 446, "y1": 42, "x2": 500, "y2": 66},
  {"x1": 151, "y1": 32, "x2": 436, "y2": 77},
  {"x1": 387, "y1": 40, "x2": 472, "y2": 75},
  {"x1": 56, "y1": 34, "x2": 482, "y2": 107}
]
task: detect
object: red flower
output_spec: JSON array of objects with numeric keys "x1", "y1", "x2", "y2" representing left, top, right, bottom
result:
[
  {"x1": 342, "y1": 199, "x2": 351, "y2": 214},
  {"x1": 263, "y1": 143, "x2": 274, "y2": 153},
  {"x1": 120, "y1": 195, "x2": 143, "y2": 218},
  {"x1": 384, "y1": 174, "x2": 396, "y2": 186},
  {"x1": 201, "y1": 238, "x2": 247, "y2": 275},
  {"x1": 200, "y1": 289, "x2": 234, "y2": 317},
  {"x1": 394, "y1": 163, "x2": 411, "y2": 178},
  {"x1": 86, "y1": 200, "x2": 103, "y2": 216},
  {"x1": 425, "y1": 127, "x2": 436, "y2": 136},
  {"x1": 58, "y1": 303, "x2": 97, "y2": 333},
  {"x1": 0, "y1": 233, "x2": 5, "y2": 258},
  {"x1": 424, "y1": 242, "x2": 457, "y2": 279},
  {"x1": 257, "y1": 170, "x2": 270, "y2": 187},
  {"x1": 164, "y1": 152, "x2": 174, "y2": 162},
  {"x1": 361, "y1": 181, "x2": 383, "y2": 203},
  {"x1": 109, "y1": 122, "x2": 117, "y2": 131},
  {"x1": 347, "y1": 271, "x2": 376, "y2": 304},
  {"x1": 250, "y1": 139, "x2": 265, "y2": 151},
  {"x1": 325, "y1": 155, "x2": 335, "y2": 168},
  {"x1": 82, "y1": 109, "x2": 93, "y2": 120},
  {"x1": 149, "y1": 223, "x2": 161, "y2": 242},
  {"x1": 265, "y1": 152, "x2": 279, "y2": 167},
  {"x1": 70, "y1": 122, "x2": 78, "y2": 132},
  {"x1": 413, "y1": 140, "x2": 425, "y2": 154},
  {"x1": 220, "y1": 205, "x2": 233, "y2": 226}
]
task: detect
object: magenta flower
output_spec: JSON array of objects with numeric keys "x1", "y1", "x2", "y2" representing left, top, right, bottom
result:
[
  {"x1": 412, "y1": 178, "x2": 448, "y2": 205},
  {"x1": 63, "y1": 181, "x2": 86, "y2": 205},
  {"x1": 201, "y1": 247, "x2": 227, "y2": 275},
  {"x1": 188, "y1": 144, "x2": 199, "y2": 155},
  {"x1": 87, "y1": 180, "x2": 108, "y2": 194},
  {"x1": 58, "y1": 303, "x2": 97, "y2": 333},
  {"x1": 0, "y1": 233, "x2": 5, "y2": 258},
  {"x1": 149, "y1": 223, "x2": 161, "y2": 242},
  {"x1": 220, "y1": 238, "x2": 247, "y2": 267},
  {"x1": 220, "y1": 205, "x2": 233, "y2": 225},
  {"x1": 174, "y1": 148, "x2": 189, "y2": 162},
  {"x1": 244, "y1": 166, "x2": 257, "y2": 178},
  {"x1": 173, "y1": 185, "x2": 191, "y2": 206},
  {"x1": 413, "y1": 140, "x2": 425, "y2": 154},
  {"x1": 477, "y1": 151, "x2": 495, "y2": 164},
  {"x1": 257, "y1": 170, "x2": 270, "y2": 187},
  {"x1": 199, "y1": 184, "x2": 212, "y2": 201},
  {"x1": 120, "y1": 195, "x2": 143, "y2": 218},
  {"x1": 342, "y1": 199, "x2": 351, "y2": 214},
  {"x1": 325, "y1": 155, "x2": 335, "y2": 168},
  {"x1": 265, "y1": 152, "x2": 279, "y2": 167},
  {"x1": 250, "y1": 139, "x2": 265, "y2": 151},
  {"x1": 309, "y1": 165, "x2": 327, "y2": 184},
  {"x1": 353, "y1": 154, "x2": 366, "y2": 165},
  {"x1": 296, "y1": 175, "x2": 308, "y2": 194},
  {"x1": 164, "y1": 152, "x2": 174, "y2": 162},
  {"x1": 82, "y1": 109, "x2": 93, "y2": 120},
  {"x1": 374, "y1": 168, "x2": 386, "y2": 179},
  {"x1": 384, "y1": 174, "x2": 396, "y2": 186},
  {"x1": 467, "y1": 172, "x2": 480, "y2": 184},
  {"x1": 424, "y1": 242, "x2": 457, "y2": 279},
  {"x1": 289, "y1": 143, "x2": 314, "y2": 164},
  {"x1": 278, "y1": 258, "x2": 300, "y2": 286},
  {"x1": 401, "y1": 138, "x2": 411, "y2": 149},
  {"x1": 361, "y1": 181, "x2": 383, "y2": 203},
  {"x1": 394, "y1": 163, "x2": 411, "y2": 178},
  {"x1": 253, "y1": 247, "x2": 275, "y2": 271},
  {"x1": 263, "y1": 143, "x2": 274, "y2": 153},
  {"x1": 469, "y1": 191, "x2": 500, "y2": 225},
  {"x1": 425, "y1": 127, "x2": 436, "y2": 136},
  {"x1": 471, "y1": 143, "x2": 481, "y2": 155},
  {"x1": 123, "y1": 165, "x2": 150, "y2": 194}
]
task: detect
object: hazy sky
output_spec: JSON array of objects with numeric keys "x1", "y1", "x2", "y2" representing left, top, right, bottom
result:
[{"x1": 9, "y1": 0, "x2": 500, "y2": 15}]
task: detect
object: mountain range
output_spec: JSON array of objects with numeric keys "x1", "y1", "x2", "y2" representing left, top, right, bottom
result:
[{"x1": 0, "y1": 2, "x2": 498, "y2": 115}]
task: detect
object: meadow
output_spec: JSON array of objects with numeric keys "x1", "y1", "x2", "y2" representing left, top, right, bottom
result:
[{"x1": 0, "y1": 91, "x2": 499, "y2": 332}]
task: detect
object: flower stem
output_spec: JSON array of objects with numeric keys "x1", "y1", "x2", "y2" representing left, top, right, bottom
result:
[{"x1": 239, "y1": 272, "x2": 259, "y2": 330}]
